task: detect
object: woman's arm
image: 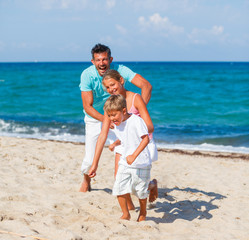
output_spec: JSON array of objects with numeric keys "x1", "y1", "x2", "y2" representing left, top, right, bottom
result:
[
  {"x1": 131, "y1": 74, "x2": 152, "y2": 105},
  {"x1": 134, "y1": 94, "x2": 154, "y2": 134}
]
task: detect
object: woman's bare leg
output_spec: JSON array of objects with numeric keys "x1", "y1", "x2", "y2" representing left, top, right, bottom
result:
[
  {"x1": 148, "y1": 179, "x2": 158, "y2": 202},
  {"x1": 114, "y1": 153, "x2": 121, "y2": 178}
]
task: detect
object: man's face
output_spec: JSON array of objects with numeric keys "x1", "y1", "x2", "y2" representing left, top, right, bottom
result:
[{"x1": 91, "y1": 52, "x2": 113, "y2": 76}]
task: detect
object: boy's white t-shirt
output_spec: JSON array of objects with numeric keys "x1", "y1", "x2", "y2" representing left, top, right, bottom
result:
[{"x1": 113, "y1": 114, "x2": 152, "y2": 169}]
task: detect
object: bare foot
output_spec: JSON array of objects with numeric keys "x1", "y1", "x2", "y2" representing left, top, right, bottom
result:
[
  {"x1": 79, "y1": 175, "x2": 91, "y2": 192},
  {"x1": 79, "y1": 181, "x2": 91, "y2": 192},
  {"x1": 148, "y1": 179, "x2": 158, "y2": 203},
  {"x1": 137, "y1": 214, "x2": 146, "y2": 222},
  {"x1": 120, "y1": 213, "x2": 131, "y2": 220}
]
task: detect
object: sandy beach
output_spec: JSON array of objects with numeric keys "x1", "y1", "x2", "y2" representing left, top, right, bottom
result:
[{"x1": 0, "y1": 136, "x2": 249, "y2": 240}]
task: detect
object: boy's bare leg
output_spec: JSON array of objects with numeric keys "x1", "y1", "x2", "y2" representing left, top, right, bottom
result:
[
  {"x1": 126, "y1": 193, "x2": 135, "y2": 210},
  {"x1": 117, "y1": 194, "x2": 131, "y2": 220},
  {"x1": 79, "y1": 174, "x2": 91, "y2": 192},
  {"x1": 148, "y1": 179, "x2": 158, "y2": 203},
  {"x1": 137, "y1": 198, "x2": 147, "y2": 222},
  {"x1": 115, "y1": 154, "x2": 135, "y2": 210}
]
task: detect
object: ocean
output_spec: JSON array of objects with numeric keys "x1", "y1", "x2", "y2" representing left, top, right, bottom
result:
[{"x1": 0, "y1": 62, "x2": 249, "y2": 153}]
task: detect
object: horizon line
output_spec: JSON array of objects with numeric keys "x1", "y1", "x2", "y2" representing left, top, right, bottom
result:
[{"x1": 0, "y1": 60, "x2": 249, "y2": 64}]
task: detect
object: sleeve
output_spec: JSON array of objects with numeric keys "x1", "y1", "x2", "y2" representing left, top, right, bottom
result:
[
  {"x1": 79, "y1": 70, "x2": 92, "y2": 91},
  {"x1": 116, "y1": 65, "x2": 136, "y2": 83},
  {"x1": 135, "y1": 116, "x2": 149, "y2": 138}
]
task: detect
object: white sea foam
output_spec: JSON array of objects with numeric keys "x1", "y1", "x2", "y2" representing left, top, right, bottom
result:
[
  {"x1": 0, "y1": 131, "x2": 85, "y2": 143},
  {"x1": 1, "y1": 119, "x2": 249, "y2": 154},
  {"x1": 0, "y1": 119, "x2": 84, "y2": 143},
  {"x1": 156, "y1": 142, "x2": 249, "y2": 154}
]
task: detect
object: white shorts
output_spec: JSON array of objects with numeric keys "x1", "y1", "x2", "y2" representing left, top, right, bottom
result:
[
  {"x1": 112, "y1": 165, "x2": 151, "y2": 199},
  {"x1": 81, "y1": 115, "x2": 116, "y2": 174}
]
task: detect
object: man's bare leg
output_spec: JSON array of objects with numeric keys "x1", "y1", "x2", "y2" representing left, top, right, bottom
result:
[
  {"x1": 148, "y1": 179, "x2": 158, "y2": 203},
  {"x1": 137, "y1": 198, "x2": 147, "y2": 222},
  {"x1": 117, "y1": 194, "x2": 131, "y2": 220},
  {"x1": 79, "y1": 174, "x2": 91, "y2": 192}
]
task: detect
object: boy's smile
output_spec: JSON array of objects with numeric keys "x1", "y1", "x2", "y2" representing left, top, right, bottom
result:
[{"x1": 107, "y1": 110, "x2": 124, "y2": 126}]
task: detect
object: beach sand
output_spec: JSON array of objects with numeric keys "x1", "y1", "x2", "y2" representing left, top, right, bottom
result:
[{"x1": 0, "y1": 136, "x2": 249, "y2": 240}]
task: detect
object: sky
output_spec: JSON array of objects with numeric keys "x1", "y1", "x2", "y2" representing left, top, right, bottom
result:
[{"x1": 0, "y1": 0, "x2": 249, "y2": 62}]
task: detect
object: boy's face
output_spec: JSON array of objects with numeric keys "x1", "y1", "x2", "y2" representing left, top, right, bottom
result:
[{"x1": 107, "y1": 109, "x2": 126, "y2": 126}]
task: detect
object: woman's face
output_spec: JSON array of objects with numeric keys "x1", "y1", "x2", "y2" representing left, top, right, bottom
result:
[{"x1": 103, "y1": 78, "x2": 123, "y2": 95}]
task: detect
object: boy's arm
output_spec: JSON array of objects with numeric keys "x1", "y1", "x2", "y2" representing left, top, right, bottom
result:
[
  {"x1": 126, "y1": 134, "x2": 150, "y2": 165},
  {"x1": 88, "y1": 113, "x2": 110, "y2": 178}
]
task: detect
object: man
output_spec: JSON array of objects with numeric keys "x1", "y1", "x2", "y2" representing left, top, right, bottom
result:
[{"x1": 79, "y1": 43, "x2": 152, "y2": 192}]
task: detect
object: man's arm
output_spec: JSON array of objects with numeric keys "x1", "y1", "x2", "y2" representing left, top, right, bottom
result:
[
  {"x1": 81, "y1": 91, "x2": 104, "y2": 122},
  {"x1": 131, "y1": 74, "x2": 152, "y2": 105}
]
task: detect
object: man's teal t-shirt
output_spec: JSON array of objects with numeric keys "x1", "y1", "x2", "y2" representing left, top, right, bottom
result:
[{"x1": 79, "y1": 63, "x2": 136, "y2": 118}]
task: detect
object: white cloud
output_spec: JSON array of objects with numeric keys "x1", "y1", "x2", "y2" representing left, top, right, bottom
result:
[
  {"x1": 211, "y1": 25, "x2": 224, "y2": 35},
  {"x1": 116, "y1": 24, "x2": 127, "y2": 35},
  {"x1": 40, "y1": 0, "x2": 115, "y2": 10},
  {"x1": 138, "y1": 13, "x2": 184, "y2": 36},
  {"x1": 58, "y1": 43, "x2": 81, "y2": 52},
  {"x1": 106, "y1": 0, "x2": 116, "y2": 9},
  {"x1": 12, "y1": 42, "x2": 42, "y2": 49},
  {"x1": 188, "y1": 25, "x2": 225, "y2": 44},
  {"x1": 126, "y1": 0, "x2": 198, "y2": 13},
  {"x1": 40, "y1": 0, "x2": 87, "y2": 10}
]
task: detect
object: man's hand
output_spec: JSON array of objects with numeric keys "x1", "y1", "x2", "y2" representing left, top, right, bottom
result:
[
  {"x1": 126, "y1": 155, "x2": 135, "y2": 165},
  {"x1": 88, "y1": 165, "x2": 97, "y2": 178}
]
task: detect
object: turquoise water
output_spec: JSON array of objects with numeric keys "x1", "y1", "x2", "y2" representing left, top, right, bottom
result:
[{"x1": 0, "y1": 62, "x2": 249, "y2": 153}]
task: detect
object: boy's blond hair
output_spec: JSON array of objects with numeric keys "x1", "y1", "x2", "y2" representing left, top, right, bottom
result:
[{"x1": 104, "y1": 94, "x2": 127, "y2": 113}]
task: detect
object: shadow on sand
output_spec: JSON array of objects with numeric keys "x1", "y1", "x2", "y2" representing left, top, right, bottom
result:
[{"x1": 146, "y1": 186, "x2": 226, "y2": 224}]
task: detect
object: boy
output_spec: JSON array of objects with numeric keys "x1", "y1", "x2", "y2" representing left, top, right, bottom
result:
[{"x1": 89, "y1": 95, "x2": 152, "y2": 222}]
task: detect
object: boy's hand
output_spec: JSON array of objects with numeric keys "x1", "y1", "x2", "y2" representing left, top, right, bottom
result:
[
  {"x1": 88, "y1": 165, "x2": 97, "y2": 178},
  {"x1": 109, "y1": 122, "x2": 115, "y2": 129},
  {"x1": 108, "y1": 143, "x2": 115, "y2": 152},
  {"x1": 126, "y1": 155, "x2": 135, "y2": 165}
]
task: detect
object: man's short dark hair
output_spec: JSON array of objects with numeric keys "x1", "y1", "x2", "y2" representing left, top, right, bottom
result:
[{"x1": 91, "y1": 43, "x2": 111, "y2": 59}]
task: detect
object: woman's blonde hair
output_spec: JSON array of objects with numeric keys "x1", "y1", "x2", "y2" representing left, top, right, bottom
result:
[
  {"x1": 104, "y1": 94, "x2": 127, "y2": 113},
  {"x1": 102, "y1": 69, "x2": 123, "y2": 83}
]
